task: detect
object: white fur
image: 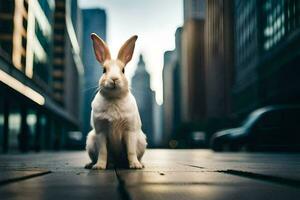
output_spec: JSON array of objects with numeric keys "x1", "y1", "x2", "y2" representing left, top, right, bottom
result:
[
  {"x1": 86, "y1": 93, "x2": 147, "y2": 169},
  {"x1": 85, "y1": 34, "x2": 147, "y2": 169}
]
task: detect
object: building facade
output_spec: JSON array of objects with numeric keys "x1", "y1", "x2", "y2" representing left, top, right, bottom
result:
[
  {"x1": 233, "y1": 0, "x2": 300, "y2": 119},
  {"x1": 163, "y1": 50, "x2": 177, "y2": 145},
  {"x1": 232, "y1": 0, "x2": 261, "y2": 117},
  {"x1": 131, "y1": 55, "x2": 155, "y2": 147},
  {"x1": 205, "y1": 0, "x2": 234, "y2": 119},
  {"x1": 0, "y1": 0, "x2": 83, "y2": 152},
  {"x1": 81, "y1": 8, "x2": 107, "y2": 137},
  {"x1": 181, "y1": 0, "x2": 206, "y2": 123},
  {"x1": 162, "y1": 27, "x2": 182, "y2": 146},
  {"x1": 184, "y1": 0, "x2": 206, "y2": 20},
  {"x1": 152, "y1": 94, "x2": 163, "y2": 147},
  {"x1": 257, "y1": 0, "x2": 300, "y2": 110}
]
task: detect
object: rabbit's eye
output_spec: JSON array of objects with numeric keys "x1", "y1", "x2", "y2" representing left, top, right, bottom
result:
[
  {"x1": 103, "y1": 68, "x2": 106, "y2": 73},
  {"x1": 122, "y1": 68, "x2": 125, "y2": 73}
]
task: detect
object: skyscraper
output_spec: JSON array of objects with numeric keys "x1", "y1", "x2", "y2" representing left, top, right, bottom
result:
[
  {"x1": 0, "y1": 0, "x2": 84, "y2": 152},
  {"x1": 232, "y1": 0, "x2": 261, "y2": 117},
  {"x1": 205, "y1": 0, "x2": 234, "y2": 119},
  {"x1": 257, "y1": 0, "x2": 300, "y2": 110},
  {"x1": 131, "y1": 55, "x2": 154, "y2": 147},
  {"x1": 163, "y1": 50, "x2": 177, "y2": 145},
  {"x1": 163, "y1": 27, "x2": 182, "y2": 146},
  {"x1": 181, "y1": 0, "x2": 206, "y2": 122},
  {"x1": 184, "y1": 0, "x2": 206, "y2": 20},
  {"x1": 81, "y1": 8, "x2": 107, "y2": 136},
  {"x1": 233, "y1": 0, "x2": 300, "y2": 118}
]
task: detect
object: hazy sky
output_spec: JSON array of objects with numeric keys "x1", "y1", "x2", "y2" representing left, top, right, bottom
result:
[{"x1": 79, "y1": 0, "x2": 183, "y2": 104}]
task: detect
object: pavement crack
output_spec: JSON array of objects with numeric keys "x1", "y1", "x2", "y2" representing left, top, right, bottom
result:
[
  {"x1": 115, "y1": 169, "x2": 132, "y2": 200},
  {"x1": 218, "y1": 169, "x2": 300, "y2": 188},
  {"x1": 0, "y1": 171, "x2": 52, "y2": 186},
  {"x1": 179, "y1": 163, "x2": 205, "y2": 169}
]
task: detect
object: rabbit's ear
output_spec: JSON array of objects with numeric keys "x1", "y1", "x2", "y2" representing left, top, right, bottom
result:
[
  {"x1": 91, "y1": 33, "x2": 111, "y2": 64},
  {"x1": 117, "y1": 35, "x2": 138, "y2": 65}
]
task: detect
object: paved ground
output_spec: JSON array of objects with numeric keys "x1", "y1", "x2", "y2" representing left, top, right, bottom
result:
[{"x1": 0, "y1": 150, "x2": 300, "y2": 200}]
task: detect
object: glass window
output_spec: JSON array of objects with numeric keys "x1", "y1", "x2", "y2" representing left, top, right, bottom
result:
[
  {"x1": 262, "y1": 0, "x2": 285, "y2": 51},
  {"x1": 282, "y1": 110, "x2": 300, "y2": 128},
  {"x1": 8, "y1": 104, "x2": 21, "y2": 152},
  {"x1": 27, "y1": 109, "x2": 37, "y2": 150},
  {"x1": 258, "y1": 111, "x2": 281, "y2": 129},
  {"x1": 0, "y1": 92, "x2": 4, "y2": 152},
  {"x1": 40, "y1": 114, "x2": 48, "y2": 150}
]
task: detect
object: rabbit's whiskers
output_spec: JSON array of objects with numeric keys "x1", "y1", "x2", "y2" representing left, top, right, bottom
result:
[{"x1": 84, "y1": 85, "x2": 99, "y2": 92}]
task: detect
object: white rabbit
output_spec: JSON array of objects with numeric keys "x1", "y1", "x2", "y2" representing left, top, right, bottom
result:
[{"x1": 85, "y1": 33, "x2": 147, "y2": 170}]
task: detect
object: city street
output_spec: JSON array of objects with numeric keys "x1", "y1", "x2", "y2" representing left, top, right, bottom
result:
[{"x1": 0, "y1": 150, "x2": 300, "y2": 200}]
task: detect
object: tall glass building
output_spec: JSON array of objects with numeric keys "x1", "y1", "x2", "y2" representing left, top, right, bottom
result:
[
  {"x1": 232, "y1": 0, "x2": 261, "y2": 116},
  {"x1": 0, "y1": 0, "x2": 84, "y2": 153},
  {"x1": 131, "y1": 55, "x2": 155, "y2": 147},
  {"x1": 233, "y1": 0, "x2": 300, "y2": 119},
  {"x1": 258, "y1": 0, "x2": 300, "y2": 108},
  {"x1": 81, "y1": 8, "x2": 107, "y2": 138}
]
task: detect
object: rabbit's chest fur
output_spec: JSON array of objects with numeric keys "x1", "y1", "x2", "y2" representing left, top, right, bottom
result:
[{"x1": 91, "y1": 93, "x2": 140, "y2": 149}]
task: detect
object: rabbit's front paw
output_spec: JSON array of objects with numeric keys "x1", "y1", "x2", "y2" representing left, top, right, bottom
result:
[
  {"x1": 129, "y1": 160, "x2": 143, "y2": 169},
  {"x1": 92, "y1": 162, "x2": 106, "y2": 170}
]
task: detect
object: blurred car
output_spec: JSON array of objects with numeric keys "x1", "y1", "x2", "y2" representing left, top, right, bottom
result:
[{"x1": 210, "y1": 105, "x2": 300, "y2": 152}]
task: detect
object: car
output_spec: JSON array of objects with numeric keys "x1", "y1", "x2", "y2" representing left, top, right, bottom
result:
[{"x1": 210, "y1": 105, "x2": 300, "y2": 152}]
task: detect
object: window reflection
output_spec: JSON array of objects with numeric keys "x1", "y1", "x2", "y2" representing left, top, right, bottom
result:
[
  {"x1": 8, "y1": 105, "x2": 21, "y2": 152},
  {"x1": 27, "y1": 109, "x2": 37, "y2": 150},
  {"x1": 0, "y1": 94, "x2": 4, "y2": 152},
  {"x1": 263, "y1": 0, "x2": 285, "y2": 50},
  {"x1": 262, "y1": 0, "x2": 300, "y2": 51}
]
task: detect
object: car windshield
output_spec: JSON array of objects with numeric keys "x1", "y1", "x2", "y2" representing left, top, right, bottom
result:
[{"x1": 241, "y1": 108, "x2": 269, "y2": 129}]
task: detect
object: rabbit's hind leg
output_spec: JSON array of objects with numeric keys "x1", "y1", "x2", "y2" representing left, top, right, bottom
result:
[
  {"x1": 85, "y1": 130, "x2": 98, "y2": 169},
  {"x1": 135, "y1": 131, "x2": 147, "y2": 168},
  {"x1": 137, "y1": 131, "x2": 147, "y2": 161}
]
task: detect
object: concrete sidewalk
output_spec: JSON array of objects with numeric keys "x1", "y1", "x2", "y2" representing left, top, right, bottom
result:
[{"x1": 0, "y1": 150, "x2": 300, "y2": 199}]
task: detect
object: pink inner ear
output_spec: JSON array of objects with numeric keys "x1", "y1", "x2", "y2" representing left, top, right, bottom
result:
[
  {"x1": 94, "y1": 41, "x2": 106, "y2": 63},
  {"x1": 91, "y1": 34, "x2": 111, "y2": 64},
  {"x1": 125, "y1": 55, "x2": 131, "y2": 62},
  {"x1": 117, "y1": 36, "x2": 137, "y2": 64},
  {"x1": 98, "y1": 48, "x2": 105, "y2": 62}
]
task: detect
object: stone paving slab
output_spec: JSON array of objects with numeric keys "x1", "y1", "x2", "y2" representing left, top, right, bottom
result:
[
  {"x1": 0, "y1": 150, "x2": 299, "y2": 200},
  {"x1": 0, "y1": 171, "x2": 121, "y2": 200},
  {"x1": 178, "y1": 151, "x2": 300, "y2": 180},
  {"x1": 125, "y1": 184, "x2": 300, "y2": 200},
  {"x1": 0, "y1": 170, "x2": 50, "y2": 186},
  {"x1": 117, "y1": 169, "x2": 300, "y2": 200}
]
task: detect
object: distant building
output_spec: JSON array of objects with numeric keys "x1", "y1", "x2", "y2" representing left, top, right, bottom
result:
[
  {"x1": 0, "y1": 0, "x2": 83, "y2": 152},
  {"x1": 205, "y1": 0, "x2": 234, "y2": 119},
  {"x1": 162, "y1": 27, "x2": 182, "y2": 146},
  {"x1": 184, "y1": 0, "x2": 206, "y2": 20},
  {"x1": 233, "y1": 0, "x2": 300, "y2": 119},
  {"x1": 163, "y1": 50, "x2": 177, "y2": 145},
  {"x1": 131, "y1": 55, "x2": 154, "y2": 147},
  {"x1": 152, "y1": 94, "x2": 163, "y2": 147},
  {"x1": 181, "y1": 0, "x2": 206, "y2": 122},
  {"x1": 81, "y1": 8, "x2": 107, "y2": 137},
  {"x1": 232, "y1": 0, "x2": 261, "y2": 116}
]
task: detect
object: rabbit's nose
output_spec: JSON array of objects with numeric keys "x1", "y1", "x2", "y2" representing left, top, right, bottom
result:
[{"x1": 111, "y1": 77, "x2": 119, "y2": 82}]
